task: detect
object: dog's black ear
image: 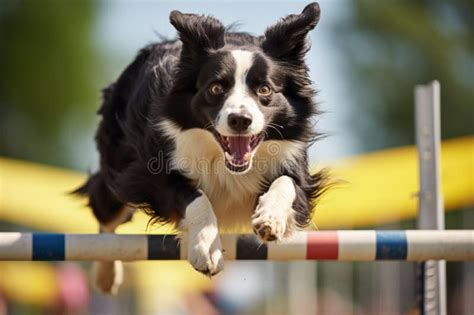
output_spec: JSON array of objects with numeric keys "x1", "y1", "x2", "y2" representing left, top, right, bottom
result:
[
  {"x1": 170, "y1": 10, "x2": 225, "y2": 55},
  {"x1": 261, "y1": 2, "x2": 320, "y2": 63}
]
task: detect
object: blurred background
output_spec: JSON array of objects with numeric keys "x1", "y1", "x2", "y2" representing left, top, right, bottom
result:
[{"x1": 0, "y1": 0, "x2": 473, "y2": 314}]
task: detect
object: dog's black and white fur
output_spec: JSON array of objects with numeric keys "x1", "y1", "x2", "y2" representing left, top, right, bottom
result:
[{"x1": 75, "y1": 2, "x2": 327, "y2": 293}]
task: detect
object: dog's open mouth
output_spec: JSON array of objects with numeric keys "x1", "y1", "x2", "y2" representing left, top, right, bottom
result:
[{"x1": 211, "y1": 130, "x2": 264, "y2": 173}]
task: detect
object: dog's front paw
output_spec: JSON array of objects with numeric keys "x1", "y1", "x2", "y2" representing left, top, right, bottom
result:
[
  {"x1": 188, "y1": 228, "x2": 224, "y2": 276},
  {"x1": 252, "y1": 204, "x2": 288, "y2": 242}
]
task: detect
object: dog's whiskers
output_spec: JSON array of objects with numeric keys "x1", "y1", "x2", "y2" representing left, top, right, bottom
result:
[
  {"x1": 204, "y1": 122, "x2": 215, "y2": 131},
  {"x1": 268, "y1": 122, "x2": 284, "y2": 129},
  {"x1": 267, "y1": 124, "x2": 284, "y2": 139}
]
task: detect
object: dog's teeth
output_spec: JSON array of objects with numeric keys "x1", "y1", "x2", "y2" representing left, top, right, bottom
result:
[
  {"x1": 225, "y1": 152, "x2": 232, "y2": 161},
  {"x1": 244, "y1": 153, "x2": 252, "y2": 161}
]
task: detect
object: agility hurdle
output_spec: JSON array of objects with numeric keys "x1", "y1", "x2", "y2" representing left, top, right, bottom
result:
[{"x1": 1, "y1": 231, "x2": 472, "y2": 261}]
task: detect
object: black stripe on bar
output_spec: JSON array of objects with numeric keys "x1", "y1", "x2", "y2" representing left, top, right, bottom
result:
[
  {"x1": 236, "y1": 235, "x2": 267, "y2": 260},
  {"x1": 147, "y1": 235, "x2": 180, "y2": 260}
]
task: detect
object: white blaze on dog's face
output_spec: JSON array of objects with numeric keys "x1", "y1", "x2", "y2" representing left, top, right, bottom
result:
[
  {"x1": 216, "y1": 50, "x2": 264, "y2": 135},
  {"x1": 213, "y1": 50, "x2": 265, "y2": 173}
]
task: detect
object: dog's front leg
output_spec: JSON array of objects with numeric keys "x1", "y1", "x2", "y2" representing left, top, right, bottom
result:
[
  {"x1": 252, "y1": 175, "x2": 298, "y2": 242},
  {"x1": 181, "y1": 191, "x2": 223, "y2": 276}
]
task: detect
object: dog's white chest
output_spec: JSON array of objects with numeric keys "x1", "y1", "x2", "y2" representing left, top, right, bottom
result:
[
  {"x1": 168, "y1": 128, "x2": 263, "y2": 230},
  {"x1": 160, "y1": 122, "x2": 304, "y2": 231}
]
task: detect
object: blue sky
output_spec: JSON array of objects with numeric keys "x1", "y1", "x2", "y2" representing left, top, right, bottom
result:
[{"x1": 92, "y1": 0, "x2": 356, "y2": 164}]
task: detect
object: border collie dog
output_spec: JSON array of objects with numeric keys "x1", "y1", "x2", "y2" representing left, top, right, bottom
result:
[{"x1": 76, "y1": 2, "x2": 327, "y2": 293}]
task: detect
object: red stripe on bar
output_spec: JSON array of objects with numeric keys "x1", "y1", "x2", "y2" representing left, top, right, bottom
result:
[{"x1": 306, "y1": 231, "x2": 339, "y2": 260}]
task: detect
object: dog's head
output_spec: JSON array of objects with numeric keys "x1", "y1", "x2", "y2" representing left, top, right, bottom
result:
[{"x1": 166, "y1": 3, "x2": 320, "y2": 173}]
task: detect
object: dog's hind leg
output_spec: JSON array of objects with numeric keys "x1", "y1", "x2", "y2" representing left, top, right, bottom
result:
[{"x1": 94, "y1": 204, "x2": 136, "y2": 295}]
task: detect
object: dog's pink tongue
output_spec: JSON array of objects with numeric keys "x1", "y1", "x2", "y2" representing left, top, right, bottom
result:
[{"x1": 228, "y1": 136, "x2": 251, "y2": 160}]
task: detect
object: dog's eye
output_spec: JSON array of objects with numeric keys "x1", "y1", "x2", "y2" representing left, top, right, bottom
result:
[
  {"x1": 257, "y1": 85, "x2": 272, "y2": 97},
  {"x1": 209, "y1": 83, "x2": 224, "y2": 95}
]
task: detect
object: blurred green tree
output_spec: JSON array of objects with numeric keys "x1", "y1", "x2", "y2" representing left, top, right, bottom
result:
[
  {"x1": 336, "y1": 0, "x2": 474, "y2": 151},
  {"x1": 0, "y1": 0, "x2": 102, "y2": 168}
]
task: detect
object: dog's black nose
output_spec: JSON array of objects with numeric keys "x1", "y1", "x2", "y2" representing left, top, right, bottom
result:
[{"x1": 228, "y1": 113, "x2": 252, "y2": 132}]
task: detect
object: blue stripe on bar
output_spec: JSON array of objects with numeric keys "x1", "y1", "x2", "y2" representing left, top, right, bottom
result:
[
  {"x1": 376, "y1": 231, "x2": 407, "y2": 260},
  {"x1": 236, "y1": 235, "x2": 267, "y2": 260},
  {"x1": 148, "y1": 235, "x2": 180, "y2": 260},
  {"x1": 33, "y1": 233, "x2": 65, "y2": 260}
]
